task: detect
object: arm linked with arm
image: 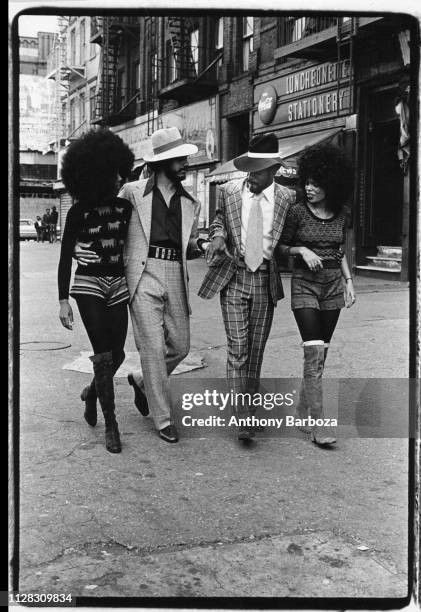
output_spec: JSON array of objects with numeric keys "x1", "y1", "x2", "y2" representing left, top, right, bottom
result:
[
  {"x1": 208, "y1": 187, "x2": 227, "y2": 241},
  {"x1": 57, "y1": 207, "x2": 79, "y2": 301}
]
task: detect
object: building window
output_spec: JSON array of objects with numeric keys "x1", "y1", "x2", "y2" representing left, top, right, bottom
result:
[
  {"x1": 292, "y1": 17, "x2": 306, "y2": 41},
  {"x1": 166, "y1": 40, "x2": 177, "y2": 84},
  {"x1": 80, "y1": 19, "x2": 86, "y2": 64},
  {"x1": 117, "y1": 68, "x2": 126, "y2": 110},
  {"x1": 70, "y1": 28, "x2": 76, "y2": 66},
  {"x1": 242, "y1": 17, "x2": 254, "y2": 71},
  {"x1": 151, "y1": 52, "x2": 158, "y2": 85},
  {"x1": 130, "y1": 60, "x2": 140, "y2": 97},
  {"x1": 216, "y1": 17, "x2": 223, "y2": 71},
  {"x1": 79, "y1": 92, "x2": 86, "y2": 124},
  {"x1": 190, "y1": 28, "x2": 199, "y2": 76},
  {"x1": 89, "y1": 86, "x2": 96, "y2": 120},
  {"x1": 69, "y1": 98, "x2": 76, "y2": 133}
]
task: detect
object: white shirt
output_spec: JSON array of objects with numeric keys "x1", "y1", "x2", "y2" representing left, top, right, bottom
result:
[{"x1": 240, "y1": 181, "x2": 275, "y2": 260}]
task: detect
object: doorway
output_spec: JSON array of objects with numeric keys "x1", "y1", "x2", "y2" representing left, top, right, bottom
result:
[{"x1": 362, "y1": 88, "x2": 403, "y2": 248}]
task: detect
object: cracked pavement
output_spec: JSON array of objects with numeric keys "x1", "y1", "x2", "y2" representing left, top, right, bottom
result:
[{"x1": 16, "y1": 242, "x2": 410, "y2": 600}]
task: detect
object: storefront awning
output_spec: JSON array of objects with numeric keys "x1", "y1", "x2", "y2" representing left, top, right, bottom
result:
[
  {"x1": 278, "y1": 127, "x2": 342, "y2": 165},
  {"x1": 206, "y1": 128, "x2": 342, "y2": 184}
]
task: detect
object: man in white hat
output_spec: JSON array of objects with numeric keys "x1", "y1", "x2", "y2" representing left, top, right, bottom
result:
[
  {"x1": 75, "y1": 127, "x2": 208, "y2": 443},
  {"x1": 198, "y1": 133, "x2": 296, "y2": 441}
]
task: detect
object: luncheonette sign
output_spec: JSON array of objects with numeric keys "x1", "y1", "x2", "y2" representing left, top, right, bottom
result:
[{"x1": 254, "y1": 60, "x2": 351, "y2": 129}]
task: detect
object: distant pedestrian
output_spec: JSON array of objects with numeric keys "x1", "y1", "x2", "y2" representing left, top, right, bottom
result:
[
  {"x1": 43, "y1": 209, "x2": 51, "y2": 242},
  {"x1": 279, "y1": 143, "x2": 356, "y2": 447},
  {"x1": 58, "y1": 129, "x2": 134, "y2": 454},
  {"x1": 34, "y1": 216, "x2": 45, "y2": 243},
  {"x1": 50, "y1": 205, "x2": 59, "y2": 242}
]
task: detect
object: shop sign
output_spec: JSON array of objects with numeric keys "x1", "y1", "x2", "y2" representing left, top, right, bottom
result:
[
  {"x1": 162, "y1": 97, "x2": 219, "y2": 165},
  {"x1": 281, "y1": 60, "x2": 350, "y2": 96},
  {"x1": 258, "y1": 85, "x2": 277, "y2": 124},
  {"x1": 112, "y1": 97, "x2": 219, "y2": 166},
  {"x1": 254, "y1": 60, "x2": 351, "y2": 129}
]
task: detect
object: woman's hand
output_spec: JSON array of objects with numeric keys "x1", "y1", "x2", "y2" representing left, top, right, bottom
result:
[
  {"x1": 73, "y1": 241, "x2": 99, "y2": 266},
  {"x1": 59, "y1": 300, "x2": 74, "y2": 330},
  {"x1": 344, "y1": 279, "x2": 356, "y2": 308},
  {"x1": 300, "y1": 247, "x2": 324, "y2": 272}
]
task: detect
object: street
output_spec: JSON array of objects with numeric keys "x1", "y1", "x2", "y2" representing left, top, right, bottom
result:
[{"x1": 17, "y1": 240, "x2": 410, "y2": 599}]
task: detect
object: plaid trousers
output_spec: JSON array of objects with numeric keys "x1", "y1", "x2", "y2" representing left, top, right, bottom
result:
[{"x1": 220, "y1": 265, "x2": 274, "y2": 399}]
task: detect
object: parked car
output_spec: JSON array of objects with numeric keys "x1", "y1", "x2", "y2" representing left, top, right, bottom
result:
[{"x1": 19, "y1": 219, "x2": 38, "y2": 241}]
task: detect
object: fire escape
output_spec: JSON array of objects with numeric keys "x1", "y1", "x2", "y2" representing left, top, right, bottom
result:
[
  {"x1": 90, "y1": 16, "x2": 139, "y2": 127},
  {"x1": 47, "y1": 16, "x2": 70, "y2": 150},
  {"x1": 154, "y1": 17, "x2": 221, "y2": 103}
]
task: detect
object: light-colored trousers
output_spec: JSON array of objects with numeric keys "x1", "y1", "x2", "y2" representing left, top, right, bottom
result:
[{"x1": 129, "y1": 258, "x2": 190, "y2": 430}]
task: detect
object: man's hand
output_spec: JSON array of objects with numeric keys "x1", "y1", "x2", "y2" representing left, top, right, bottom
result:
[
  {"x1": 205, "y1": 237, "x2": 232, "y2": 266},
  {"x1": 59, "y1": 300, "x2": 74, "y2": 330},
  {"x1": 73, "y1": 241, "x2": 99, "y2": 266}
]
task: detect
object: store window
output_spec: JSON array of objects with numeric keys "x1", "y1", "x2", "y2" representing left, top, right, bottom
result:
[
  {"x1": 242, "y1": 17, "x2": 254, "y2": 71},
  {"x1": 190, "y1": 28, "x2": 199, "y2": 76}
]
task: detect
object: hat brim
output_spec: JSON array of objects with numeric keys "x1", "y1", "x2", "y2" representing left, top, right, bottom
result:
[
  {"x1": 233, "y1": 155, "x2": 288, "y2": 172},
  {"x1": 144, "y1": 143, "x2": 198, "y2": 163}
]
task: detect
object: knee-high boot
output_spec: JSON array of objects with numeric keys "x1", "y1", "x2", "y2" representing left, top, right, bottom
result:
[
  {"x1": 294, "y1": 342, "x2": 329, "y2": 433},
  {"x1": 81, "y1": 351, "x2": 125, "y2": 427},
  {"x1": 90, "y1": 351, "x2": 121, "y2": 453},
  {"x1": 302, "y1": 341, "x2": 336, "y2": 446}
]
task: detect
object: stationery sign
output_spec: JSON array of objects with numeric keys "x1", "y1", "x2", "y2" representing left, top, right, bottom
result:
[{"x1": 254, "y1": 60, "x2": 351, "y2": 129}]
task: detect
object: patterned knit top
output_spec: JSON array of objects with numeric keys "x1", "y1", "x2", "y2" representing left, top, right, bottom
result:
[
  {"x1": 58, "y1": 197, "x2": 132, "y2": 300},
  {"x1": 280, "y1": 201, "x2": 351, "y2": 266}
]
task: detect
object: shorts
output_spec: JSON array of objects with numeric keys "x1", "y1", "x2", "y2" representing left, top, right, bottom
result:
[
  {"x1": 70, "y1": 275, "x2": 129, "y2": 307},
  {"x1": 291, "y1": 268, "x2": 345, "y2": 311}
]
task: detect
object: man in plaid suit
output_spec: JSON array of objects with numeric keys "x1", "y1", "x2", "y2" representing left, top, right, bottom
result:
[{"x1": 198, "y1": 133, "x2": 295, "y2": 441}]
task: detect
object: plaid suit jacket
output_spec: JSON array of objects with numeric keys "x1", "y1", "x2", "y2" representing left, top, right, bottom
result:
[{"x1": 198, "y1": 179, "x2": 295, "y2": 306}]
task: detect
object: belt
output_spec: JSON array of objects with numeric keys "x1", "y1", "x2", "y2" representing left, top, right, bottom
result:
[
  {"x1": 148, "y1": 245, "x2": 182, "y2": 261},
  {"x1": 294, "y1": 258, "x2": 341, "y2": 270},
  {"x1": 236, "y1": 257, "x2": 270, "y2": 272}
]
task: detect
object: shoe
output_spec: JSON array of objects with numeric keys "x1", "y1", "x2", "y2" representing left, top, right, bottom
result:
[
  {"x1": 159, "y1": 424, "x2": 179, "y2": 443},
  {"x1": 105, "y1": 419, "x2": 122, "y2": 453},
  {"x1": 80, "y1": 385, "x2": 97, "y2": 427},
  {"x1": 127, "y1": 374, "x2": 149, "y2": 416},
  {"x1": 311, "y1": 430, "x2": 336, "y2": 447},
  {"x1": 237, "y1": 426, "x2": 255, "y2": 441}
]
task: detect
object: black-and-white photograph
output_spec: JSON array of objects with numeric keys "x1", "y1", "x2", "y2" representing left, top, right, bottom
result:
[{"x1": 10, "y1": 1, "x2": 420, "y2": 606}]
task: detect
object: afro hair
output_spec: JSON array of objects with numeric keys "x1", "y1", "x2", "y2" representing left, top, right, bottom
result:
[
  {"x1": 298, "y1": 143, "x2": 354, "y2": 213},
  {"x1": 60, "y1": 128, "x2": 135, "y2": 202}
]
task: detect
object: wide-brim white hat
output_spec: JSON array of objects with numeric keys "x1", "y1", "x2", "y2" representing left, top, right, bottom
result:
[{"x1": 144, "y1": 127, "x2": 198, "y2": 162}]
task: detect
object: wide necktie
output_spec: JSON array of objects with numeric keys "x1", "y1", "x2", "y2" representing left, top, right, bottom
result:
[{"x1": 245, "y1": 193, "x2": 263, "y2": 272}]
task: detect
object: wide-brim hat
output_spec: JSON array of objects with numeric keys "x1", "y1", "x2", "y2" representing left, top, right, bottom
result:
[
  {"x1": 233, "y1": 133, "x2": 288, "y2": 172},
  {"x1": 143, "y1": 127, "x2": 198, "y2": 162}
]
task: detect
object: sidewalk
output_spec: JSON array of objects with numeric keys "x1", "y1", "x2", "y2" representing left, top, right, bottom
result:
[{"x1": 17, "y1": 242, "x2": 410, "y2": 599}]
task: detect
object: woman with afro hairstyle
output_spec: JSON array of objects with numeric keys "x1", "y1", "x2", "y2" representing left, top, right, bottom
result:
[
  {"x1": 58, "y1": 129, "x2": 134, "y2": 453},
  {"x1": 279, "y1": 142, "x2": 356, "y2": 447}
]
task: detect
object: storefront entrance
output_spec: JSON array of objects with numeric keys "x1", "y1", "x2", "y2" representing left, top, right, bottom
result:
[
  {"x1": 363, "y1": 117, "x2": 403, "y2": 247},
  {"x1": 356, "y1": 85, "x2": 405, "y2": 278}
]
